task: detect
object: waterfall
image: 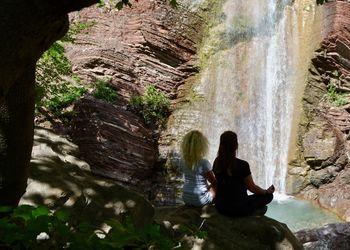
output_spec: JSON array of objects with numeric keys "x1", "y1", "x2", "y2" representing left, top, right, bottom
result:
[
  {"x1": 162, "y1": 0, "x2": 323, "y2": 196},
  {"x1": 195, "y1": 0, "x2": 297, "y2": 194}
]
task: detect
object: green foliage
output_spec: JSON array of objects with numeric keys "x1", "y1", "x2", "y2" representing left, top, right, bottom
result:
[
  {"x1": 178, "y1": 222, "x2": 208, "y2": 240},
  {"x1": 62, "y1": 21, "x2": 96, "y2": 43},
  {"x1": 316, "y1": 0, "x2": 327, "y2": 5},
  {"x1": 0, "y1": 205, "x2": 198, "y2": 250},
  {"x1": 169, "y1": 0, "x2": 178, "y2": 8},
  {"x1": 46, "y1": 84, "x2": 87, "y2": 112},
  {"x1": 130, "y1": 85, "x2": 170, "y2": 125},
  {"x1": 115, "y1": 0, "x2": 132, "y2": 10},
  {"x1": 93, "y1": 79, "x2": 118, "y2": 102},
  {"x1": 97, "y1": 0, "x2": 105, "y2": 7},
  {"x1": 36, "y1": 41, "x2": 86, "y2": 112},
  {"x1": 35, "y1": 20, "x2": 95, "y2": 115},
  {"x1": 327, "y1": 84, "x2": 348, "y2": 107},
  {"x1": 104, "y1": 217, "x2": 173, "y2": 249},
  {"x1": 38, "y1": 41, "x2": 71, "y2": 77}
]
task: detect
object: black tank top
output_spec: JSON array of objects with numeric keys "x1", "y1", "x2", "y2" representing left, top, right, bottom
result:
[{"x1": 213, "y1": 157, "x2": 251, "y2": 203}]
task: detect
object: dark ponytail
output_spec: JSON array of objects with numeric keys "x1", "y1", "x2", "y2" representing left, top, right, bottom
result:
[{"x1": 215, "y1": 131, "x2": 238, "y2": 173}]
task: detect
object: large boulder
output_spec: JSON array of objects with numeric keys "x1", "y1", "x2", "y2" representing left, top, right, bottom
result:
[
  {"x1": 71, "y1": 96, "x2": 158, "y2": 189},
  {"x1": 21, "y1": 126, "x2": 154, "y2": 228},
  {"x1": 295, "y1": 223, "x2": 350, "y2": 250},
  {"x1": 154, "y1": 205, "x2": 303, "y2": 250},
  {"x1": 302, "y1": 125, "x2": 336, "y2": 169},
  {"x1": 301, "y1": 169, "x2": 350, "y2": 222}
]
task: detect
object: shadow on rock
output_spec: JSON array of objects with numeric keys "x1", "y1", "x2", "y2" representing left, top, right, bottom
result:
[
  {"x1": 20, "y1": 126, "x2": 154, "y2": 229},
  {"x1": 155, "y1": 205, "x2": 304, "y2": 250}
]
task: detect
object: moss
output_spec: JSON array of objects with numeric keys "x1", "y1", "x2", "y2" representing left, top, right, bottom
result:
[
  {"x1": 196, "y1": 0, "x2": 226, "y2": 69},
  {"x1": 197, "y1": 0, "x2": 294, "y2": 69}
]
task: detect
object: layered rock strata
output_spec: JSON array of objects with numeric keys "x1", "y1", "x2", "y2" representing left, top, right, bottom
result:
[
  {"x1": 287, "y1": 0, "x2": 350, "y2": 221},
  {"x1": 64, "y1": 0, "x2": 203, "y2": 202},
  {"x1": 22, "y1": 126, "x2": 154, "y2": 228}
]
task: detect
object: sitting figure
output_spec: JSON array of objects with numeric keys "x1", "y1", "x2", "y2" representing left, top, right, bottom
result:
[
  {"x1": 180, "y1": 130, "x2": 217, "y2": 207},
  {"x1": 213, "y1": 131, "x2": 274, "y2": 217}
]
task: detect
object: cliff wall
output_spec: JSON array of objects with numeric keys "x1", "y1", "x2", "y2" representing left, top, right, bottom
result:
[
  {"x1": 63, "y1": 0, "x2": 203, "y2": 203},
  {"x1": 288, "y1": 0, "x2": 350, "y2": 221}
]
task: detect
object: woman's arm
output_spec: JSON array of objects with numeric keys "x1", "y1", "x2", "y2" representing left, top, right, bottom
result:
[
  {"x1": 244, "y1": 175, "x2": 274, "y2": 195},
  {"x1": 206, "y1": 171, "x2": 217, "y2": 198}
]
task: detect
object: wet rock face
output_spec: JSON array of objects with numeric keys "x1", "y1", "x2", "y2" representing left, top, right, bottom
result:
[
  {"x1": 289, "y1": 1, "x2": 350, "y2": 221},
  {"x1": 65, "y1": 1, "x2": 202, "y2": 198},
  {"x1": 295, "y1": 222, "x2": 350, "y2": 250}
]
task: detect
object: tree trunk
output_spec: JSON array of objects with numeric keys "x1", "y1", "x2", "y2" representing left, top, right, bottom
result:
[
  {"x1": 0, "y1": 66, "x2": 35, "y2": 207},
  {"x1": 0, "y1": 0, "x2": 98, "y2": 207}
]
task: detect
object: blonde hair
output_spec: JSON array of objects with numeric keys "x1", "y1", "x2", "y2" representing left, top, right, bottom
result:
[{"x1": 181, "y1": 130, "x2": 209, "y2": 169}]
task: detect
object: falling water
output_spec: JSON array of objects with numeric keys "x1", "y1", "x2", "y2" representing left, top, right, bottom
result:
[
  {"x1": 194, "y1": 0, "x2": 296, "y2": 194},
  {"x1": 163, "y1": 0, "x2": 323, "y2": 197},
  {"x1": 160, "y1": 0, "x2": 343, "y2": 229}
]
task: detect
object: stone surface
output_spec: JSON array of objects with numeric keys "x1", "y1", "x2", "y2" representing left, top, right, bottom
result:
[
  {"x1": 292, "y1": 0, "x2": 350, "y2": 220},
  {"x1": 298, "y1": 177, "x2": 350, "y2": 222},
  {"x1": 303, "y1": 126, "x2": 336, "y2": 168},
  {"x1": 21, "y1": 126, "x2": 154, "y2": 228},
  {"x1": 65, "y1": 2, "x2": 201, "y2": 101},
  {"x1": 309, "y1": 168, "x2": 336, "y2": 187},
  {"x1": 286, "y1": 174, "x2": 307, "y2": 194},
  {"x1": 295, "y1": 222, "x2": 350, "y2": 250},
  {"x1": 62, "y1": 0, "x2": 203, "y2": 202},
  {"x1": 154, "y1": 205, "x2": 303, "y2": 250},
  {"x1": 24, "y1": 128, "x2": 312, "y2": 249},
  {"x1": 71, "y1": 96, "x2": 158, "y2": 187}
]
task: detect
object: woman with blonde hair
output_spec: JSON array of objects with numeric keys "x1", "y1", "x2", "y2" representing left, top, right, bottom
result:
[{"x1": 180, "y1": 130, "x2": 217, "y2": 207}]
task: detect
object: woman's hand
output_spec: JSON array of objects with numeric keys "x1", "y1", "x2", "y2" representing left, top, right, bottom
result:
[
  {"x1": 245, "y1": 175, "x2": 269, "y2": 195},
  {"x1": 266, "y1": 185, "x2": 275, "y2": 194}
]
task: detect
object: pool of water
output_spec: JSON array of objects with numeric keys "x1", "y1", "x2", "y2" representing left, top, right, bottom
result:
[{"x1": 265, "y1": 195, "x2": 343, "y2": 232}]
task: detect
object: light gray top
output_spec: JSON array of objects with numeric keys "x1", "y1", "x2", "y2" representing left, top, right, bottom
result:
[{"x1": 181, "y1": 158, "x2": 213, "y2": 207}]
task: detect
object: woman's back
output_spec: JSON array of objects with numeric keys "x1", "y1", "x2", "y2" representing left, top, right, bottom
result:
[
  {"x1": 182, "y1": 159, "x2": 212, "y2": 206},
  {"x1": 213, "y1": 131, "x2": 274, "y2": 217},
  {"x1": 213, "y1": 157, "x2": 251, "y2": 202}
]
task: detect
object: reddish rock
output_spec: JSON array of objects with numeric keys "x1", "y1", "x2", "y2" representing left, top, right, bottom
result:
[
  {"x1": 66, "y1": 1, "x2": 203, "y2": 198},
  {"x1": 65, "y1": 1, "x2": 201, "y2": 100},
  {"x1": 71, "y1": 96, "x2": 158, "y2": 185},
  {"x1": 296, "y1": 0, "x2": 350, "y2": 221}
]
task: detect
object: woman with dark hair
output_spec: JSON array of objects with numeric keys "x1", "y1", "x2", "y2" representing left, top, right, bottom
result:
[{"x1": 213, "y1": 131, "x2": 274, "y2": 217}]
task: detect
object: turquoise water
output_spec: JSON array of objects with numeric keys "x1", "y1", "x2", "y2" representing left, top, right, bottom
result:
[{"x1": 265, "y1": 197, "x2": 343, "y2": 232}]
